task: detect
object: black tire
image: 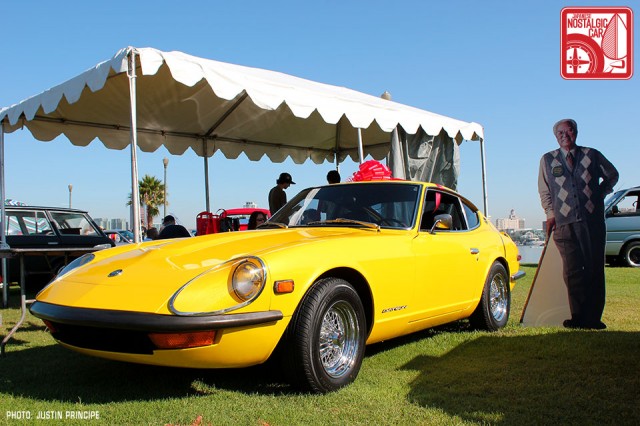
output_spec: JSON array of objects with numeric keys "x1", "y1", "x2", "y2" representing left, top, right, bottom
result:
[
  {"x1": 469, "y1": 262, "x2": 510, "y2": 331},
  {"x1": 623, "y1": 241, "x2": 640, "y2": 268},
  {"x1": 282, "y1": 277, "x2": 366, "y2": 393}
]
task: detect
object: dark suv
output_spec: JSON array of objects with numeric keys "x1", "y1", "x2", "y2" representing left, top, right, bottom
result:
[{"x1": 3, "y1": 206, "x2": 115, "y2": 287}]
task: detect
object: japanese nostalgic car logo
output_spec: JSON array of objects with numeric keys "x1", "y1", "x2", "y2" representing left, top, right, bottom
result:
[
  {"x1": 561, "y1": 7, "x2": 633, "y2": 79},
  {"x1": 108, "y1": 269, "x2": 123, "y2": 277}
]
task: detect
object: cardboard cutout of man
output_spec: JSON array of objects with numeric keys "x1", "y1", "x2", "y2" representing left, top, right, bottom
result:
[{"x1": 536, "y1": 118, "x2": 618, "y2": 329}]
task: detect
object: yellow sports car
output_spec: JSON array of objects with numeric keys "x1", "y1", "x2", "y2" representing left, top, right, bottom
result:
[{"x1": 30, "y1": 181, "x2": 524, "y2": 393}]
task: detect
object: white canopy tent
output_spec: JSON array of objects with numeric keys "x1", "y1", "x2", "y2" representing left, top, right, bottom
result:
[{"x1": 0, "y1": 46, "x2": 486, "y2": 244}]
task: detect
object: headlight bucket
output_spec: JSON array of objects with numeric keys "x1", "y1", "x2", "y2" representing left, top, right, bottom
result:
[
  {"x1": 169, "y1": 256, "x2": 268, "y2": 316},
  {"x1": 57, "y1": 253, "x2": 95, "y2": 278},
  {"x1": 231, "y1": 258, "x2": 266, "y2": 301}
]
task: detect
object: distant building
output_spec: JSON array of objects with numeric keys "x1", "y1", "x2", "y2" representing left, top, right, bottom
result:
[
  {"x1": 93, "y1": 217, "x2": 109, "y2": 229},
  {"x1": 496, "y1": 209, "x2": 525, "y2": 231},
  {"x1": 93, "y1": 217, "x2": 129, "y2": 230},
  {"x1": 109, "y1": 218, "x2": 129, "y2": 230}
]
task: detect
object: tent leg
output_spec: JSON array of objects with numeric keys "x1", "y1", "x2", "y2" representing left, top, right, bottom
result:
[
  {"x1": 357, "y1": 128, "x2": 364, "y2": 165},
  {"x1": 480, "y1": 138, "x2": 489, "y2": 217},
  {"x1": 127, "y1": 48, "x2": 142, "y2": 243},
  {"x1": 0, "y1": 123, "x2": 7, "y2": 251},
  {"x1": 0, "y1": 122, "x2": 8, "y2": 308},
  {"x1": 203, "y1": 139, "x2": 210, "y2": 212}
]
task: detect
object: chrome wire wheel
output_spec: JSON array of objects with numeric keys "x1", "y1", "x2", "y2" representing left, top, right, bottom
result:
[
  {"x1": 489, "y1": 272, "x2": 509, "y2": 323},
  {"x1": 282, "y1": 277, "x2": 366, "y2": 393},
  {"x1": 319, "y1": 300, "x2": 360, "y2": 379}
]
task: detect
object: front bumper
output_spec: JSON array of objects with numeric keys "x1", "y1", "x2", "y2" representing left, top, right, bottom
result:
[
  {"x1": 30, "y1": 301, "x2": 283, "y2": 332},
  {"x1": 30, "y1": 301, "x2": 286, "y2": 364}
]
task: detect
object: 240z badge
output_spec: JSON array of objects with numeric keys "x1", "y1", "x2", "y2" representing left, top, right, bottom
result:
[{"x1": 381, "y1": 305, "x2": 407, "y2": 314}]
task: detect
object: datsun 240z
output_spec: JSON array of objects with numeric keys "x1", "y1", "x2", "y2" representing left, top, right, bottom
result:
[{"x1": 30, "y1": 181, "x2": 524, "y2": 393}]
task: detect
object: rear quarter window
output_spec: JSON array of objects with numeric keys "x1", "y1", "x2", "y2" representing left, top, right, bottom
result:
[{"x1": 463, "y1": 202, "x2": 480, "y2": 230}]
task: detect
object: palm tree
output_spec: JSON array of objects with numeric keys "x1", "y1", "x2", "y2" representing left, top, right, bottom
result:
[{"x1": 127, "y1": 175, "x2": 166, "y2": 229}]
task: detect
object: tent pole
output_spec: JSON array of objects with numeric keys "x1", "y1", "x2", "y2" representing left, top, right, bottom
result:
[
  {"x1": 480, "y1": 138, "x2": 489, "y2": 217},
  {"x1": 127, "y1": 49, "x2": 142, "y2": 243},
  {"x1": 0, "y1": 121, "x2": 7, "y2": 250},
  {"x1": 357, "y1": 128, "x2": 364, "y2": 165},
  {"x1": 1, "y1": 121, "x2": 8, "y2": 308},
  {"x1": 203, "y1": 139, "x2": 210, "y2": 212}
]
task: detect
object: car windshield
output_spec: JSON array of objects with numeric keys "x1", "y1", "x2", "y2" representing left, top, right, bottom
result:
[{"x1": 267, "y1": 183, "x2": 421, "y2": 229}]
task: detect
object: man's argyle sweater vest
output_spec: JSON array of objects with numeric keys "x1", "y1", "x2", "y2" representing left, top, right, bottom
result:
[{"x1": 541, "y1": 147, "x2": 606, "y2": 226}]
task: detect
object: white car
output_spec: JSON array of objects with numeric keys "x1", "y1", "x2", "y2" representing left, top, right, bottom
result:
[{"x1": 605, "y1": 186, "x2": 640, "y2": 267}]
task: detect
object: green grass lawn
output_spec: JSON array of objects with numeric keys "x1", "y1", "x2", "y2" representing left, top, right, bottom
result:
[{"x1": 1, "y1": 266, "x2": 639, "y2": 425}]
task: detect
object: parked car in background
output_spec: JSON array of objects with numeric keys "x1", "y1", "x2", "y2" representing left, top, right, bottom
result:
[
  {"x1": 30, "y1": 181, "x2": 523, "y2": 392},
  {"x1": 605, "y1": 186, "x2": 640, "y2": 267},
  {"x1": 104, "y1": 229, "x2": 134, "y2": 245},
  {"x1": 223, "y1": 208, "x2": 270, "y2": 231},
  {"x1": 3, "y1": 206, "x2": 115, "y2": 288}
]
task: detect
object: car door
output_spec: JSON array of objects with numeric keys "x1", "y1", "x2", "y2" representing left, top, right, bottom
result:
[
  {"x1": 47, "y1": 210, "x2": 110, "y2": 248},
  {"x1": 4, "y1": 208, "x2": 60, "y2": 281},
  {"x1": 605, "y1": 189, "x2": 640, "y2": 256},
  {"x1": 5, "y1": 209, "x2": 58, "y2": 248},
  {"x1": 411, "y1": 190, "x2": 482, "y2": 320}
]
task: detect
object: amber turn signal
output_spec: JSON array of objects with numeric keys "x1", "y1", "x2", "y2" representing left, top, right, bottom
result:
[
  {"x1": 274, "y1": 279, "x2": 294, "y2": 294},
  {"x1": 149, "y1": 331, "x2": 215, "y2": 349}
]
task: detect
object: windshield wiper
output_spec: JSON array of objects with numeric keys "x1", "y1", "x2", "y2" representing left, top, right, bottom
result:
[
  {"x1": 308, "y1": 219, "x2": 380, "y2": 231},
  {"x1": 257, "y1": 222, "x2": 288, "y2": 229}
]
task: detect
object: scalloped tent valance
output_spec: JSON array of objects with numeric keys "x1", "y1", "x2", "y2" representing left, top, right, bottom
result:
[{"x1": 0, "y1": 47, "x2": 483, "y2": 164}]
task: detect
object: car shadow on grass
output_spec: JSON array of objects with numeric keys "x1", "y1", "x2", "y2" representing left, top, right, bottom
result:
[
  {"x1": 400, "y1": 331, "x2": 640, "y2": 425},
  {"x1": 0, "y1": 319, "x2": 472, "y2": 402},
  {"x1": 0, "y1": 342, "x2": 296, "y2": 402}
]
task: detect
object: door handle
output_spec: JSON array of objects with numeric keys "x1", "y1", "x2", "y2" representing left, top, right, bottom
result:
[{"x1": 470, "y1": 248, "x2": 479, "y2": 255}]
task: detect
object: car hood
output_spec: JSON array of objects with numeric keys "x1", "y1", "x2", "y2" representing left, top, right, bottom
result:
[{"x1": 36, "y1": 227, "x2": 389, "y2": 313}]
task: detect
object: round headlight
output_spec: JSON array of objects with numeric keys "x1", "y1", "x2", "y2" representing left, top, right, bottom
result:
[
  {"x1": 57, "y1": 253, "x2": 95, "y2": 278},
  {"x1": 231, "y1": 259, "x2": 265, "y2": 301}
]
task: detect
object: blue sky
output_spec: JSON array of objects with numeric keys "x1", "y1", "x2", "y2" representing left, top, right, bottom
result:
[{"x1": 1, "y1": 1, "x2": 637, "y2": 229}]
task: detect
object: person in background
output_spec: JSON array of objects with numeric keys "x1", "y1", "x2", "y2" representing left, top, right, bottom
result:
[
  {"x1": 157, "y1": 215, "x2": 191, "y2": 239},
  {"x1": 247, "y1": 211, "x2": 268, "y2": 230},
  {"x1": 538, "y1": 118, "x2": 619, "y2": 330},
  {"x1": 145, "y1": 227, "x2": 159, "y2": 240},
  {"x1": 327, "y1": 170, "x2": 341, "y2": 184},
  {"x1": 268, "y1": 172, "x2": 295, "y2": 215}
]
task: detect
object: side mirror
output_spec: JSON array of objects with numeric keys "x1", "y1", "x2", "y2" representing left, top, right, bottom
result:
[{"x1": 430, "y1": 214, "x2": 453, "y2": 233}]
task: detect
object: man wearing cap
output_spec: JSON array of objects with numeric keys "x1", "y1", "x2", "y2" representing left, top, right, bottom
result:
[
  {"x1": 269, "y1": 172, "x2": 295, "y2": 215},
  {"x1": 538, "y1": 118, "x2": 618, "y2": 330},
  {"x1": 157, "y1": 215, "x2": 191, "y2": 239}
]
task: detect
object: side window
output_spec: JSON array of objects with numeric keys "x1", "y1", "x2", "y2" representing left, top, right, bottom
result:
[
  {"x1": 462, "y1": 201, "x2": 480, "y2": 230},
  {"x1": 6, "y1": 213, "x2": 24, "y2": 235},
  {"x1": 5, "y1": 210, "x2": 53, "y2": 235},
  {"x1": 612, "y1": 192, "x2": 640, "y2": 216},
  {"x1": 420, "y1": 190, "x2": 467, "y2": 231},
  {"x1": 50, "y1": 212, "x2": 99, "y2": 236}
]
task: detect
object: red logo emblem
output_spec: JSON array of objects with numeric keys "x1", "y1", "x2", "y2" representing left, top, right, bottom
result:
[{"x1": 561, "y1": 7, "x2": 633, "y2": 79}]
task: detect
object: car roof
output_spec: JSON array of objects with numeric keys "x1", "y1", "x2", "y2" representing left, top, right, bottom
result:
[
  {"x1": 224, "y1": 208, "x2": 270, "y2": 216},
  {"x1": 4, "y1": 205, "x2": 89, "y2": 214}
]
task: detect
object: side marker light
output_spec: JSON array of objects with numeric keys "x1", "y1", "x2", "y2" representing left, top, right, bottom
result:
[{"x1": 274, "y1": 280, "x2": 295, "y2": 294}]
